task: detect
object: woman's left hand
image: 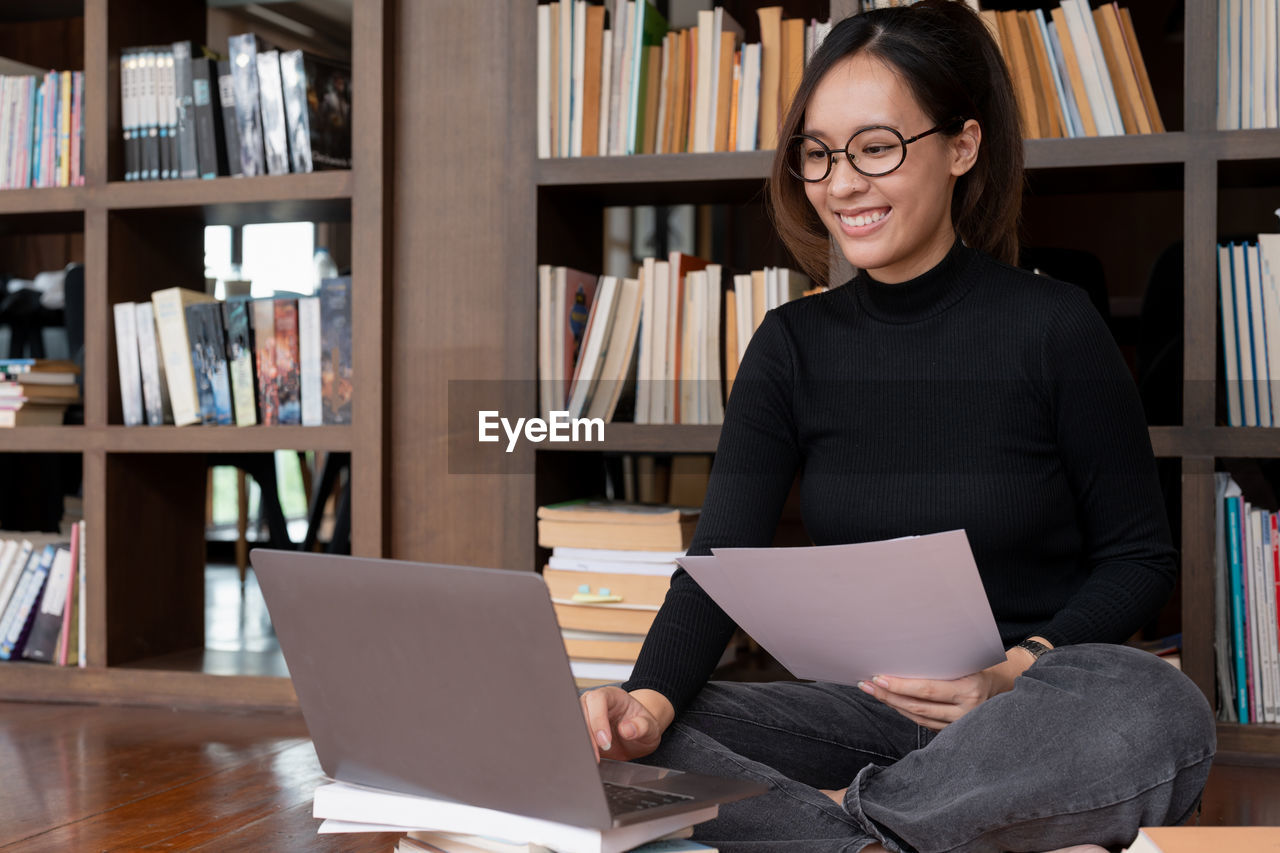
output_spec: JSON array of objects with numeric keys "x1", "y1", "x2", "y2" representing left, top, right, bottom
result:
[{"x1": 858, "y1": 638, "x2": 1050, "y2": 731}]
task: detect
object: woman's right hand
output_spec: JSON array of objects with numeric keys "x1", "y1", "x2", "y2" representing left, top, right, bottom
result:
[{"x1": 579, "y1": 686, "x2": 672, "y2": 762}]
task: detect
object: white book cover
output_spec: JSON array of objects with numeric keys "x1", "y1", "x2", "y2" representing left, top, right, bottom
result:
[
  {"x1": 537, "y1": 4, "x2": 552, "y2": 158},
  {"x1": 1061, "y1": 0, "x2": 1116, "y2": 135},
  {"x1": 299, "y1": 296, "x2": 323, "y2": 426},
  {"x1": 588, "y1": 276, "x2": 642, "y2": 422},
  {"x1": 1242, "y1": 0, "x2": 1254, "y2": 128},
  {"x1": 559, "y1": 0, "x2": 574, "y2": 158},
  {"x1": 113, "y1": 301, "x2": 145, "y2": 426},
  {"x1": 0, "y1": 541, "x2": 21, "y2": 618},
  {"x1": 570, "y1": 659, "x2": 634, "y2": 681},
  {"x1": 546, "y1": 554, "x2": 678, "y2": 576},
  {"x1": 571, "y1": 0, "x2": 587, "y2": 158},
  {"x1": 76, "y1": 520, "x2": 86, "y2": 667},
  {"x1": 693, "y1": 9, "x2": 715, "y2": 153},
  {"x1": 313, "y1": 780, "x2": 717, "y2": 853},
  {"x1": 1264, "y1": 0, "x2": 1278, "y2": 127},
  {"x1": 257, "y1": 51, "x2": 291, "y2": 175},
  {"x1": 567, "y1": 276, "x2": 619, "y2": 419},
  {"x1": 611, "y1": 2, "x2": 636, "y2": 156},
  {"x1": 1251, "y1": 0, "x2": 1266, "y2": 128},
  {"x1": 1262, "y1": 513, "x2": 1279, "y2": 722},
  {"x1": 676, "y1": 270, "x2": 699, "y2": 424},
  {"x1": 634, "y1": 258, "x2": 656, "y2": 424},
  {"x1": 1218, "y1": 0, "x2": 1231, "y2": 129},
  {"x1": 134, "y1": 301, "x2": 170, "y2": 425},
  {"x1": 598, "y1": 29, "x2": 612, "y2": 156},
  {"x1": 1247, "y1": 507, "x2": 1265, "y2": 723},
  {"x1": 1072, "y1": 0, "x2": 1123, "y2": 134},
  {"x1": 1229, "y1": 0, "x2": 1243, "y2": 129},
  {"x1": 1248, "y1": 242, "x2": 1273, "y2": 426},
  {"x1": 1220, "y1": 243, "x2": 1244, "y2": 426},
  {"x1": 1232, "y1": 243, "x2": 1259, "y2": 426}
]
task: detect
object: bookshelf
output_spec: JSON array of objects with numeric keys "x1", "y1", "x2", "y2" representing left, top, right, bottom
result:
[
  {"x1": 0, "y1": 0, "x2": 390, "y2": 710},
  {"x1": 507, "y1": 0, "x2": 1280, "y2": 759}
]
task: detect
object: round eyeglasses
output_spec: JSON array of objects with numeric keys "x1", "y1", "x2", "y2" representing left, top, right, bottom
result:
[{"x1": 784, "y1": 118, "x2": 967, "y2": 182}]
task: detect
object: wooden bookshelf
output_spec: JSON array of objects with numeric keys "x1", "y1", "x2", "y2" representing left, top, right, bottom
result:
[{"x1": 0, "y1": 0, "x2": 390, "y2": 711}]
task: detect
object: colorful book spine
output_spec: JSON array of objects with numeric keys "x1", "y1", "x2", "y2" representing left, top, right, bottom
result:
[
  {"x1": 274, "y1": 299, "x2": 302, "y2": 425},
  {"x1": 1226, "y1": 494, "x2": 1250, "y2": 723}
]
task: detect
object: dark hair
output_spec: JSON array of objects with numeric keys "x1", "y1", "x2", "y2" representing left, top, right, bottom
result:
[{"x1": 769, "y1": 0, "x2": 1024, "y2": 283}]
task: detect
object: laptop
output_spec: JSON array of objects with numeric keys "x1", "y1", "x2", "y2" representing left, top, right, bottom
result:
[{"x1": 249, "y1": 549, "x2": 765, "y2": 829}]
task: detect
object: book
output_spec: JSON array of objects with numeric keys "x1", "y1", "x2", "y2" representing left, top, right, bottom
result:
[
  {"x1": 223, "y1": 300, "x2": 258, "y2": 426},
  {"x1": 301, "y1": 52, "x2": 352, "y2": 169},
  {"x1": 152, "y1": 287, "x2": 217, "y2": 426},
  {"x1": 313, "y1": 779, "x2": 718, "y2": 853},
  {"x1": 0, "y1": 544, "x2": 53, "y2": 660},
  {"x1": 21, "y1": 545, "x2": 72, "y2": 663},
  {"x1": 561, "y1": 629, "x2": 646, "y2": 662},
  {"x1": 274, "y1": 298, "x2": 302, "y2": 425},
  {"x1": 547, "y1": 548, "x2": 682, "y2": 576},
  {"x1": 299, "y1": 295, "x2": 323, "y2": 426},
  {"x1": 1226, "y1": 490, "x2": 1250, "y2": 722},
  {"x1": 252, "y1": 298, "x2": 279, "y2": 424},
  {"x1": 134, "y1": 301, "x2": 170, "y2": 425},
  {"x1": 112, "y1": 301, "x2": 145, "y2": 426},
  {"x1": 1122, "y1": 826, "x2": 1280, "y2": 852},
  {"x1": 1214, "y1": 473, "x2": 1239, "y2": 721},
  {"x1": 319, "y1": 276, "x2": 353, "y2": 425},
  {"x1": 191, "y1": 57, "x2": 228, "y2": 179},
  {"x1": 256, "y1": 49, "x2": 290, "y2": 175},
  {"x1": 227, "y1": 33, "x2": 267, "y2": 176},
  {"x1": 0, "y1": 541, "x2": 34, "y2": 630},
  {"x1": 172, "y1": 41, "x2": 199, "y2": 179},
  {"x1": 553, "y1": 601, "x2": 659, "y2": 635},
  {"x1": 278, "y1": 50, "x2": 312, "y2": 173},
  {"x1": 216, "y1": 59, "x2": 243, "y2": 177},
  {"x1": 56, "y1": 521, "x2": 80, "y2": 667},
  {"x1": 544, "y1": 567, "x2": 671, "y2": 607}
]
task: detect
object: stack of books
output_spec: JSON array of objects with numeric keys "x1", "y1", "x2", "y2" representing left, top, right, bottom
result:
[
  {"x1": 1213, "y1": 471, "x2": 1280, "y2": 725},
  {"x1": 0, "y1": 58, "x2": 85, "y2": 189},
  {"x1": 0, "y1": 359, "x2": 80, "y2": 427},
  {"x1": 0, "y1": 522, "x2": 86, "y2": 667},
  {"x1": 1216, "y1": 233, "x2": 1280, "y2": 427},
  {"x1": 981, "y1": 1, "x2": 1164, "y2": 138},
  {"x1": 537, "y1": 500, "x2": 698, "y2": 686},
  {"x1": 1217, "y1": 0, "x2": 1280, "y2": 130},
  {"x1": 119, "y1": 35, "x2": 350, "y2": 181},
  {"x1": 537, "y1": 2, "x2": 830, "y2": 157},
  {"x1": 538, "y1": 257, "x2": 815, "y2": 425},
  {"x1": 314, "y1": 779, "x2": 718, "y2": 853},
  {"x1": 113, "y1": 278, "x2": 352, "y2": 427}
]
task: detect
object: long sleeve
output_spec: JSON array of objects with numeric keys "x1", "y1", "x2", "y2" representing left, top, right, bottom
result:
[
  {"x1": 1032, "y1": 285, "x2": 1177, "y2": 646},
  {"x1": 622, "y1": 312, "x2": 803, "y2": 715}
]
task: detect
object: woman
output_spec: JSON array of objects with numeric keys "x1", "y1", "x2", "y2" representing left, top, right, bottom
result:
[{"x1": 580, "y1": 3, "x2": 1215, "y2": 851}]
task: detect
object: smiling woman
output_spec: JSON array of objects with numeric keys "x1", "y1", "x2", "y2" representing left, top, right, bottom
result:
[{"x1": 578, "y1": 2, "x2": 1217, "y2": 852}]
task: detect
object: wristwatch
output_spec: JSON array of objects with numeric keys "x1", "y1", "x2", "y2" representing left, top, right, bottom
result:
[{"x1": 1017, "y1": 639, "x2": 1051, "y2": 661}]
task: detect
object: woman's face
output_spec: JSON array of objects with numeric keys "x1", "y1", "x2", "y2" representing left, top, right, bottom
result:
[{"x1": 801, "y1": 53, "x2": 979, "y2": 284}]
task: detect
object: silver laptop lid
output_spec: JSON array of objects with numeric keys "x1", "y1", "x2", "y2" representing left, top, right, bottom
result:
[{"x1": 250, "y1": 549, "x2": 615, "y2": 828}]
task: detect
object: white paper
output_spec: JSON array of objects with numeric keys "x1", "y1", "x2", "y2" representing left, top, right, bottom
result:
[{"x1": 680, "y1": 530, "x2": 1006, "y2": 686}]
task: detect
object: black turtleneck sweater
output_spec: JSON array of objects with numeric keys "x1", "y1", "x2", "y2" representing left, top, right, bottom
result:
[{"x1": 622, "y1": 241, "x2": 1177, "y2": 716}]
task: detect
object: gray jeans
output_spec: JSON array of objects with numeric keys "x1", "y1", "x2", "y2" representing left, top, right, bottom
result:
[{"x1": 636, "y1": 644, "x2": 1216, "y2": 853}]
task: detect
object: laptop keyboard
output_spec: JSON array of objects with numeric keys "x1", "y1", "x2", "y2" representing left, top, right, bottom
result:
[{"x1": 603, "y1": 781, "x2": 695, "y2": 816}]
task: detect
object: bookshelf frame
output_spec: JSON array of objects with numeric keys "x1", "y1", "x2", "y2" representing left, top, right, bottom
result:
[{"x1": 0, "y1": 0, "x2": 390, "y2": 711}]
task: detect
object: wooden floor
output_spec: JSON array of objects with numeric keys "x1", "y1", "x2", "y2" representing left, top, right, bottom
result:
[{"x1": 0, "y1": 700, "x2": 1276, "y2": 852}]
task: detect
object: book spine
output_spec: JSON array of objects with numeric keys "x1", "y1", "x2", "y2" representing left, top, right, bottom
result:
[
  {"x1": 186, "y1": 302, "x2": 218, "y2": 424},
  {"x1": 134, "y1": 301, "x2": 170, "y2": 425},
  {"x1": 279, "y1": 50, "x2": 313, "y2": 173},
  {"x1": 228, "y1": 33, "x2": 266, "y2": 177},
  {"x1": 302, "y1": 54, "x2": 352, "y2": 169},
  {"x1": 318, "y1": 277, "x2": 353, "y2": 425},
  {"x1": 274, "y1": 299, "x2": 302, "y2": 425},
  {"x1": 256, "y1": 50, "x2": 290, "y2": 175},
  {"x1": 113, "y1": 301, "x2": 145, "y2": 426},
  {"x1": 152, "y1": 289, "x2": 202, "y2": 427},
  {"x1": 172, "y1": 41, "x2": 199, "y2": 179},
  {"x1": 191, "y1": 58, "x2": 222, "y2": 179},
  {"x1": 252, "y1": 299, "x2": 279, "y2": 424},
  {"x1": 216, "y1": 60, "x2": 243, "y2": 177},
  {"x1": 299, "y1": 295, "x2": 323, "y2": 426},
  {"x1": 0, "y1": 546, "x2": 53, "y2": 660},
  {"x1": 224, "y1": 301, "x2": 259, "y2": 426},
  {"x1": 22, "y1": 546, "x2": 72, "y2": 663},
  {"x1": 1227, "y1": 495, "x2": 1250, "y2": 722},
  {"x1": 204, "y1": 303, "x2": 235, "y2": 426}
]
